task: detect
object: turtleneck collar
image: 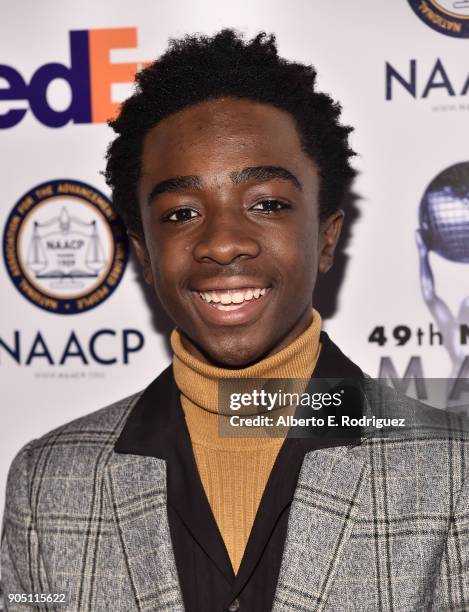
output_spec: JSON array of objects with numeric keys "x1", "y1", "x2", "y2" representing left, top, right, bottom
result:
[
  {"x1": 170, "y1": 309, "x2": 322, "y2": 449},
  {"x1": 171, "y1": 309, "x2": 321, "y2": 410}
]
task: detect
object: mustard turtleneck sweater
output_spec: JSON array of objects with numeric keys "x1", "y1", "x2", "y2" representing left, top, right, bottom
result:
[{"x1": 170, "y1": 309, "x2": 322, "y2": 573}]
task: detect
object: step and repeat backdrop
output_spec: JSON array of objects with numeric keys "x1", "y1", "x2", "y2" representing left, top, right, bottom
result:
[{"x1": 1, "y1": 0, "x2": 469, "y2": 518}]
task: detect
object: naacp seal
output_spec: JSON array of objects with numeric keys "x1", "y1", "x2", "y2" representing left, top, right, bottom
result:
[
  {"x1": 3, "y1": 179, "x2": 128, "y2": 314},
  {"x1": 408, "y1": 0, "x2": 469, "y2": 38}
]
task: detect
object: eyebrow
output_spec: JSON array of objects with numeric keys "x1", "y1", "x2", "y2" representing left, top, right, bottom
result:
[
  {"x1": 147, "y1": 175, "x2": 203, "y2": 206},
  {"x1": 147, "y1": 165, "x2": 302, "y2": 206},
  {"x1": 230, "y1": 166, "x2": 302, "y2": 190}
]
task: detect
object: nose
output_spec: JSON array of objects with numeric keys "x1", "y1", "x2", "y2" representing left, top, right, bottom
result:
[{"x1": 192, "y1": 211, "x2": 260, "y2": 265}]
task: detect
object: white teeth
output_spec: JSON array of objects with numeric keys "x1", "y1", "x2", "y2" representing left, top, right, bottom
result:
[
  {"x1": 196, "y1": 287, "x2": 269, "y2": 305},
  {"x1": 232, "y1": 292, "x2": 244, "y2": 304}
]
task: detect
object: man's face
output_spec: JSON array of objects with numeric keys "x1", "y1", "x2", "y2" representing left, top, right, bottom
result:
[{"x1": 132, "y1": 97, "x2": 343, "y2": 366}]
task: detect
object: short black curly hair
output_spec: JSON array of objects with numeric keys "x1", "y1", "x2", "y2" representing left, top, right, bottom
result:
[{"x1": 105, "y1": 29, "x2": 356, "y2": 235}]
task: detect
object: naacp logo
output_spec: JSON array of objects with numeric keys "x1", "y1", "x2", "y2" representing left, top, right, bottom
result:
[
  {"x1": 3, "y1": 179, "x2": 128, "y2": 314},
  {"x1": 408, "y1": 0, "x2": 469, "y2": 37}
]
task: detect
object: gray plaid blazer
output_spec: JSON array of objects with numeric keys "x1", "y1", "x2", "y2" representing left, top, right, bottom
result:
[{"x1": 1, "y1": 373, "x2": 469, "y2": 611}]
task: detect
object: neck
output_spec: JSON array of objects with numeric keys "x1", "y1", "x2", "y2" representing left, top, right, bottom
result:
[
  {"x1": 179, "y1": 306, "x2": 315, "y2": 368},
  {"x1": 171, "y1": 308, "x2": 322, "y2": 419}
]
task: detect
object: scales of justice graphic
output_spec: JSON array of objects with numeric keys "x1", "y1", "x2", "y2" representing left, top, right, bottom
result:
[
  {"x1": 25, "y1": 207, "x2": 107, "y2": 290},
  {"x1": 435, "y1": 0, "x2": 469, "y2": 9}
]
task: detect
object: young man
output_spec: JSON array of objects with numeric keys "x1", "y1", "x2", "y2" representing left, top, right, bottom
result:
[{"x1": 2, "y1": 30, "x2": 469, "y2": 612}]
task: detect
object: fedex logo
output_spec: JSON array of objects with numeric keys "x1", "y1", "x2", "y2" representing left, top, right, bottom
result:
[{"x1": 0, "y1": 28, "x2": 146, "y2": 128}]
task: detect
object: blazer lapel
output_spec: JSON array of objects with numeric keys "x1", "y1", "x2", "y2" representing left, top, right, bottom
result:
[
  {"x1": 273, "y1": 444, "x2": 368, "y2": 612},
  {"x1": 104, "y1": 453, "x2": 185, "y2": 612},
  {"x1": 113, "y1": 364, "x2": 234, "y2": 583}
]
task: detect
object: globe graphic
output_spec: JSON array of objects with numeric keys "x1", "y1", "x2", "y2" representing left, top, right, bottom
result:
[{"x1": 419, "y1": 163, "x2": 469, "y2": 263}]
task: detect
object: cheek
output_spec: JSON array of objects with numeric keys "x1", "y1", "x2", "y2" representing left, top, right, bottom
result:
[
  {"x1": 149, "y1": 247, "x2": 175, "y2": 289},
  {"x1": 142, "y1": 217, "x2": 175, "y2": 284},
  {"x1": 146, "y1": 234, "x2": 192, "y2": 301},
  {"x1": 267, "y1": 221, "x2": 318, "y2": 283},
  {"x1": 297, "y1": 215, "x2": 320, "y2": 270}
]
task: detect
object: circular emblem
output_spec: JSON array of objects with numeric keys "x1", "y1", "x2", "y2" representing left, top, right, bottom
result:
[
  {"x1": 3, "y1": 179, "x2": 128, "y2": 314},
  {"x1": 408, "y1": 0, "x2": 469, "y2": 37},
  {"x1": 419, "y1": 162, "x2": 469, "y2": 262}
]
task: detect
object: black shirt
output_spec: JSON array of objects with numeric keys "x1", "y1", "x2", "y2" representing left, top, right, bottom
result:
[{"x1": 115, "y1": 331, "x2": 363, "y2": 612}]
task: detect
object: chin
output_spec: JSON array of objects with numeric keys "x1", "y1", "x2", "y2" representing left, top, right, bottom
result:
[{"x1": 203, "y1": 338, "x2": 272, "y2": 369}]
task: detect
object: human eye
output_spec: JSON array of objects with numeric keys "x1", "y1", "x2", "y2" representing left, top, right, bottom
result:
[
  {"x1": 250, "y1": 199, "x2": 292, "y2": 214},
  {"x1": 161, "y1": 207, "x2": 200, "y2": 223}
]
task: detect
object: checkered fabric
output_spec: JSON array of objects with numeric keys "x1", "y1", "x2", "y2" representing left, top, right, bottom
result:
[{"x1": 1, "y1": 380, "x2": 469, "y2": 611}]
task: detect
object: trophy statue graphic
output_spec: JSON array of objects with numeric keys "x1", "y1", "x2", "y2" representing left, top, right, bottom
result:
[{"x1": 416, "y1": 162, "x2": 469, "y2": 415}]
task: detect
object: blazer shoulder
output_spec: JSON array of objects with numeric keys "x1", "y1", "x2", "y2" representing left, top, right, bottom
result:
[
  {"x1": 361, "y1": 376, "x2": 469, "y2": 478},
  {"x1": 38, "y1": 390, "x2": 143, "y2": 444},
  {"x1": 6, "y1": 390, "x2": 144, "y2": 489},
  {"x1": 363, "y1": 375, "x2": 469, "y2": 429}
]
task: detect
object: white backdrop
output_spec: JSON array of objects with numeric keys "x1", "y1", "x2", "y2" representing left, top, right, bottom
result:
[{"x1": 1, "y1": 0, "x2": 469, "y2": 523}]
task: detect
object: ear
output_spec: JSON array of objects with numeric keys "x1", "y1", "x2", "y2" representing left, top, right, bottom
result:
[
  {"x1": 128, "y1": 231, "x2": 154, "y2": 285},
  {"x1": 318, "y1": 210, "x2": 344, "y2": 274}
]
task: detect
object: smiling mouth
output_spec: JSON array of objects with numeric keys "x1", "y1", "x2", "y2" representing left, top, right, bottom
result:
[{"x1": 192, "y1": 286, "x2": 271, "y2": 311}]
